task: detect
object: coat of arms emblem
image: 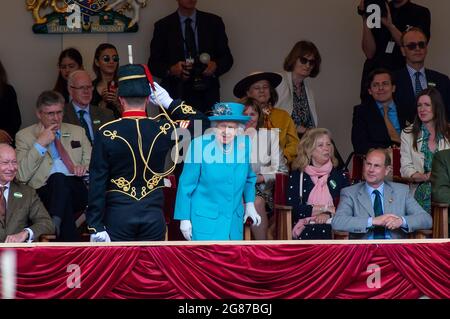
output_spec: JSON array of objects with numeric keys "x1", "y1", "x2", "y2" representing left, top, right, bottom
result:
[{"x1": 26, "y1": 0, "x2": 148, "y2": 33}]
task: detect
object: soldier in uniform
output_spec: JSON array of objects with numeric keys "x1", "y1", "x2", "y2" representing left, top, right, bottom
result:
[{"x1": 87, "y1": 64, "x2": 206, "y2": 242}]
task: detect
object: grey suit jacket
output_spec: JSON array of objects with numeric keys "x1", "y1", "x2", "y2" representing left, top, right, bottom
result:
[
  {"x1": 332, "y1": 181, "x2": 432, "y2": 239},
  {"x1": 63, "y1": 102, "x2": 115, "y2": 141},
  {"x1": 0, "y1": 181, "x2": 54, "y2": 242}
]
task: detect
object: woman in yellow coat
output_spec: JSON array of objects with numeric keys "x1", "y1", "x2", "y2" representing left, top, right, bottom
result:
[{"x1": 233, "y1": 72, "x2": 299, "y2": 165}]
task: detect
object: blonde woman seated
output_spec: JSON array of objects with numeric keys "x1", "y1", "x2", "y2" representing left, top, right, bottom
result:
[
  {"x1": 400, "y1": 88, "x2": 450, "y2": 213},
  {"x1": 287, "y1": 128, "x2": 349, "y2": 239},
  {"x1": 243, "y1": 97, "x2": 288, "y2": 240}
]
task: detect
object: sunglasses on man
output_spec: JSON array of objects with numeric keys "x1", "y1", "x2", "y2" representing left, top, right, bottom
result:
[
  {"x1": 101, "y1": 55, "x2": 120, "y2": 63},
  {"x1": 404, "y1": 41, "x2": 427, "y2": 51},
  {"x1": 299, "y1": 56, "x2": 316, "y2": 67}
]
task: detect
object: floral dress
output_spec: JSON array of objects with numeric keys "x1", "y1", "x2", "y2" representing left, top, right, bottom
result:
[{"x1": 414, "y1": 125, "x2": 441, "y2": 213}]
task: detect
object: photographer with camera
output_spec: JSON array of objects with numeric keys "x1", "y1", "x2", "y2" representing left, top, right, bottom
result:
[
  {"x1": 358, "y1": 0, "x2": 430, "y2": 102},
  {"x1": 149, "y1": 0, "x2": 233, "y2": 115}
]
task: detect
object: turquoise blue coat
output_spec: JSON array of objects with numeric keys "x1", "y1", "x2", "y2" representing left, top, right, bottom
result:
[{"x1": 174, "y1": 133, "x2": 256, "y2": 240}]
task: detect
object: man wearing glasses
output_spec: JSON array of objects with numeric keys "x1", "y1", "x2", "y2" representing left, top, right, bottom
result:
[
  {"x1": 394, "y1": 27, "x2": 450, "y2": 124},
  {"x1": 64, "y1": 70, "x2": 114, "y2": 144},
  {"x1": 15, "y1": 90, "x2": 91, "y2": 241},
  {"x1": 357, "y1": 0, "x2": 430, "y2": 102}
]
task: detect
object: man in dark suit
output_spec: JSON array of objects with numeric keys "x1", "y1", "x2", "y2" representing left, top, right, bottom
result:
[
  {"x1": 332, "y1": 148, "x2": 431, "y2": 239},
  {"x1": 352, "y1": 68, "x2": 407, "y2": 155},
  {"x1": 0, "y1": 143, "x2": 54, "y2": 243},
  {"x1": 64, "y1": 70, "x2": 115, "y2": 144},
  {"x1": 357, "y1": 0, "x2": 431, "y2": 102},
  {"x1": 87, "y1": 64, "x2": 207, "y2": 242},
  {"x1": 148, "y1": 0, "x2": 233, "y2": 114},
  {"x1": 394, "y1": 27, "x2": 450, "y2": 124},
  {"x1": 431, "y1": 149, "x2": 450, "y2": 205}
]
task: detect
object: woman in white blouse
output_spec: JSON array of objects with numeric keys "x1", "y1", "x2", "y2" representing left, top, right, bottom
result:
[
  {"x1": 243, "y1": 97, "x2": 288, "y2": 239},
  {"x1": 275, "y1": 40, "x2": 321, "y2": 136},
  {"x1": 400, "y1": 88, "x2": 450, "y2": 212}
]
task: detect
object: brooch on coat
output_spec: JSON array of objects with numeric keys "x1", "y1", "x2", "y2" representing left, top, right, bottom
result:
[
  {"x1": 13, "y1": 192, "x2": 23, "y2": 198},
  {"x1": 212, "y1": 103, "x2": 232, "y2": 116},
  {"x1": 329, "y1": 180, "x2": 337, "y2": 190}
]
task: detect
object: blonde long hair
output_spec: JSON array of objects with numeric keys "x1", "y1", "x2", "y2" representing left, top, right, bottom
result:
[{"x1": 291, "y1": 128, "x2": 338, "y2": 171}]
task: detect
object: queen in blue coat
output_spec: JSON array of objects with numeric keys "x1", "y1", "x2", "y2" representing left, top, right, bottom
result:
[{"x1": 174, "y1": 102, "x2": 261, "y2": 240}]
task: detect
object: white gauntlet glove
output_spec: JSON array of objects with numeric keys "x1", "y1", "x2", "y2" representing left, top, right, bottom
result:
[
  {"x1": 149, "y1": 82, "x2": 173, "y2": 109},
  {"x1": 244, "y1": 202, "x2": 262, "y2": 226},
  {"x1": 180, "y1": 220, "x2": 192, "y2": 241},
  {"x1": 90, "y1": 231, "x2": 111, "y2": 242}
]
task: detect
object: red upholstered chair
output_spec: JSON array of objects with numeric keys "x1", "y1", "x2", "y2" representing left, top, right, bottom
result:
[
  {"x1": 244, "y1": 172, "x2": 291, "y2": 240},
  {"x1": 272, "y1": 172, "x2": 292, "y2": 240},
  {"x1": 391, "y1": 146, "x2": 415, "y2": 184},
  {"x1": 344, "y1": 152, "x2": 365, "y2": 185}
]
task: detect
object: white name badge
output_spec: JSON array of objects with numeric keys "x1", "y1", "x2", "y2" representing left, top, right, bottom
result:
[{"x1": 385, "y1": 41, "x2": 395, "y2": 54}]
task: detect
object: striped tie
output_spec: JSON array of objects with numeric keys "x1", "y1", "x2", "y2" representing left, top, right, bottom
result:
[
  {"x1": 54, "y1": 137, "x2": 75, "y2": 174},
  {"x1": 0, "y1": 185, "x2": 7, "y2": 227}
]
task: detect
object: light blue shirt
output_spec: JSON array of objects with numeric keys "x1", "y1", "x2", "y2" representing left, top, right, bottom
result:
[
  {"x1": 375, "y1": 101, "x2": 401, "y2": 134},
  {"x1": 178, "y1": 10, "x2": 198, "y2": 58},
  {"x1": 72, "y1": 103, "x2": 94, "y2": 141},
  {"x1": 365, "y1": 183, "x2": 407, "y2": 239},
  {"x1": 407, "y1": 64, "x2": 427, "y2": 92},
  {"x1": 33, "y1": 131, "x2": 70, "y2": 176}
]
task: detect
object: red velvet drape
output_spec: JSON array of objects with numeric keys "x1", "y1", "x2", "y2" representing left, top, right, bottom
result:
[{"x1": 1, "y1": 242, "x2": 447, "y2": 299}]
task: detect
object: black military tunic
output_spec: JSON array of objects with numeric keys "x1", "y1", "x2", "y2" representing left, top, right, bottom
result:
[{"x1": 86, "y1": 100, "x2": 206, "y2": 241}]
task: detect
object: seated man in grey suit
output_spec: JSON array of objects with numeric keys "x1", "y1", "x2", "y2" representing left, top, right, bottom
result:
[
  {"x1": 332, "y1": 148, "x2": 432, "y2": 239},
  {"x1": 64, "y1": 70, "x2": 114, "y2": 144},
  {"x1": 0, "y1": 143, "x2": 54, "y2": 243}
]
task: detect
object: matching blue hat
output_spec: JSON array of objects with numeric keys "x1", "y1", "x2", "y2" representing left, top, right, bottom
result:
[
  {"x1": 208, "y1": 102, "x2": 250, "y2": 123},
  {"x1": 117, "y1": 64, "x2": 151, "y2": 97}
]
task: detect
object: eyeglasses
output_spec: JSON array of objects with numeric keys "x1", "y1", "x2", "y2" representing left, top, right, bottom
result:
[
  {"x1": 70, "y1": 85, "x2": 94, "y2": 91},
  {"x1": 41, "y1": 110, "x2": 63, "y2": 117},
  {"x1": 299, "y1": 56, "x2": 316, "y2": 67},
  {"x1": 404, "y1": 41, "x2": 427, "y2": 50},
  {"x1": 101, "y1": 55, "x2": 119, "y2": 63}
]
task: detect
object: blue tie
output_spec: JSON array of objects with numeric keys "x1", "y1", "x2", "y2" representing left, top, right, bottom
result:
[
  {"x1": 78, "y1": 110, "x2": 92, "y2": 144},
  {"x1": 414, "y1": 72, "x2": 423, "y2": 97},
  {"x1": 184, "y1": 18, "x2": 197, "y2": 58},
  {"x1": 372, "y1": 190, "x2": 386, "y2": 239}
]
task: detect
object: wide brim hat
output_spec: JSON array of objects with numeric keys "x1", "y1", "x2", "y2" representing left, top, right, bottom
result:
[
  {"x1": 233, "y1": 72, "x2": 282, "y2": 98},
  {"x1": 117, "y1": 64, "x2": 151, "y2": 97},
  {"x1": 208, "y1": 102, "x2": 250, "y2": 123}
]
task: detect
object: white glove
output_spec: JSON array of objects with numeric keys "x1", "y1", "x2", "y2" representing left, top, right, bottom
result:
[
  {"x1": 90, "y1": 231, "x2": 111, "y2": 242},
  {"x1": 149, "y1": 82, "x2": 173, "y2": 109},
  {"x1": 244, "y1": 202, "x2": 261, "y2": 226},
  {"x1": 180, "y1": 220, "x2": 192, "y2": 241}
]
